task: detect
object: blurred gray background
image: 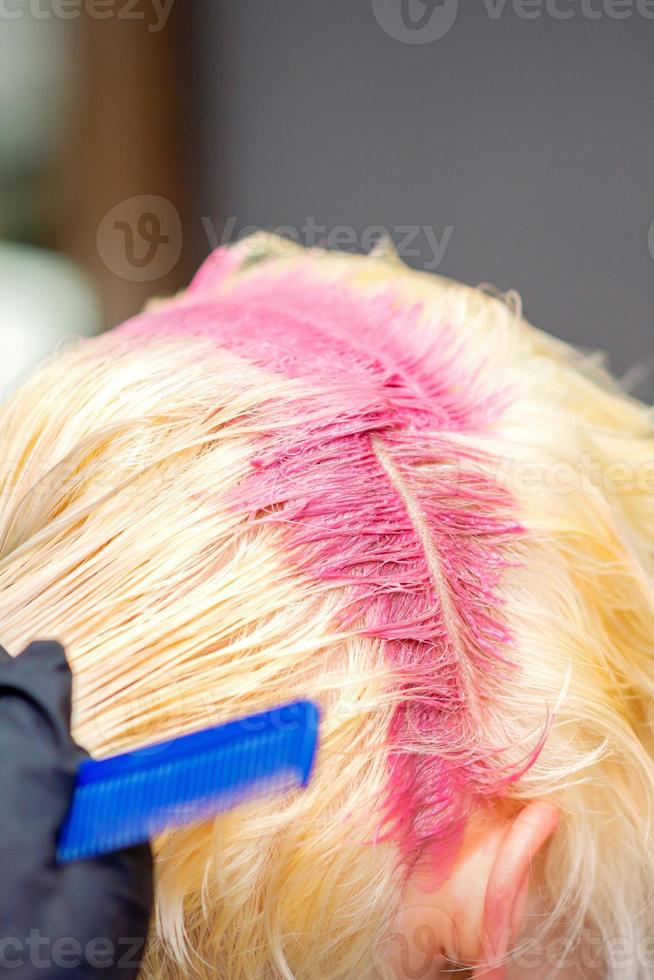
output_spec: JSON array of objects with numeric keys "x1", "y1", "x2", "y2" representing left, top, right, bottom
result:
[{"x1": 193, "y1": 0, "x2": 654, "y2": 400}]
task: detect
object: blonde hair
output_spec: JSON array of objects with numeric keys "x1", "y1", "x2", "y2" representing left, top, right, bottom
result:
[{"x1": 0, "y1": 235, "x2": 653, "y2": 978}]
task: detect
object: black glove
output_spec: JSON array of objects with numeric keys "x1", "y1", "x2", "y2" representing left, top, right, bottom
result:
[{"x1": 0, "y1": 641, "x2": 153, "y2": 979}]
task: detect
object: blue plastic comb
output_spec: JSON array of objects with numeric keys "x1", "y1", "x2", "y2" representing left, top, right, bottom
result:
[{"x1": 57, "y1": 700, "x2": 319, "y2": 863}]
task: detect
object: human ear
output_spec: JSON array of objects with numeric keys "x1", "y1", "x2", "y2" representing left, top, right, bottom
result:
[
  {"x1": 396, "y1": 800, "x2": 559, "y2": 979},
  {"x1": 474, "y1": 800, "x2": 559, "y2": 979}
]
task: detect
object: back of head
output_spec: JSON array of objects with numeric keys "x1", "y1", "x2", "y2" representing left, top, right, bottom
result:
[{"x1": 0, "y1": 235, "x2": 653, "y2": 978}]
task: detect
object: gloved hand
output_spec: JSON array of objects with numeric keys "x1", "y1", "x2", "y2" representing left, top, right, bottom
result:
[{"x1": 0, "y1": 641, "x2": 153, "y2": 979}]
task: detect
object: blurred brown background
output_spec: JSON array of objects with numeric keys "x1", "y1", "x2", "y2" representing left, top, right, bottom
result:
[
  {"x1": 0, "y1": 1, "x2": 200, "y2": 398},
  {"x1": 56, "y1": 3, "x2": 194, "y2": 325}
]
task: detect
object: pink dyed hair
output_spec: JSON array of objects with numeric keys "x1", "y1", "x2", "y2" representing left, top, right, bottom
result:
[{"x1": 119, "y1": 254, "x2": 546, "y2": 869}]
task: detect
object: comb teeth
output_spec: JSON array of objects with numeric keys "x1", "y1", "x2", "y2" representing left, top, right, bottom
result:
[{"x1": 57, "y1": 700, "x2": 319, "y2": 863}]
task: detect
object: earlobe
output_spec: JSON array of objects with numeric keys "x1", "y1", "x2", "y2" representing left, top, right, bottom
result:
[{"x1": 473, "y1": 800, "x2": 560, "y2": 980}]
